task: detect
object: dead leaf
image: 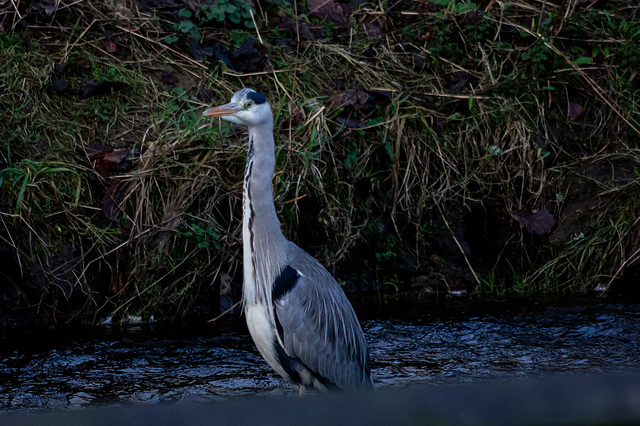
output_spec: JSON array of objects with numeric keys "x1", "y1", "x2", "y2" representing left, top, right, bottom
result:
[
  {"x1": 336, "y1": 116, "x2": 367, "y2": 129},
  {"x1": 308, "y1": 0, "x2": 350, "y2": 25},
  {"x1": 104, "y1": 149, "x2": 129, "y2": 164},
  {"x1": 101, "y1": 181, "x2": 127, "y2": 220},
  {"x1": 84, "y1": 144, "x2": 110, "y2": 158},
  {"x1": 229, "y1": 38, "x2": 268, "y2": 73},
  {"x1": 368, "y1": 90, "x2": 393, "y2": 105},
  {"x1": 450, "y1": 71, "x2": 477, "y2": 91},
  {"x1": 111, "y1": 271, "x2": 124, "y2": 294},
  {"x1": 94, "y1": 158, "x2": 110, "y2": 177},
  {"x1": 74, "y1": 54, "x2": 93, "y2": 71},
  {"x1": 51, "y1": 75, "x2": 71, "y2": 94},
  {"x1": 363, "y1": 45, "x2": 377, "y2": 58},
  {"x1": 510, "y1": 209, "x2": 556, "y2": 235},
  {"x1": 53, "y1": 62, "x2": 68, "y2": 75},
  {"x1": 364, "y1": 22, "x2": 381, "y2": 40},
  {"x1": 162, "y1": 71, "x2": 178, "y2": 85},
  {"x1": 190, "y1": 38, "x2": 230, "y2": 64},
  {"x1": 412, "y1": 53, "x2": 427, "y2": 71},
  {"x1": 80, "y1": 81, "x2": 128, "y2": 99},
  {"x1": 277, "y1": 16, "x2": 319, "y2": 41},
  {"x1": 30, "y1": 0, "x2": 58, "y2": 15},
  {"x1": 329, "y1": 90, "x2": 368, "y2": 112},
  {"x1": 568, "y1": 102, "x2": 586, "y2": 122},
  {"x1": 420, "y1": 25, "x2": 436, "y2": 43},
  {"x1": 291, "y1": 108, "x2": 304, "y2": 125},
  {"x1": 100, "y1": 37, "x2": 117, "y2": 53},
  {"x1": 87, "y1": 146, "x2": 136, "y2": 177}
]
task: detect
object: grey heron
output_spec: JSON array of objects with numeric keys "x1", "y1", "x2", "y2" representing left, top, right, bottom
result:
[{"x1": 203, "y1": 88, "x2": 372, "y2": 392}]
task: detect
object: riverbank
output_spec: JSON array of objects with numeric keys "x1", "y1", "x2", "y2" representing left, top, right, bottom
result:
[{"x1": 1, "y1": 0, "x2": 640, "y2": 326}]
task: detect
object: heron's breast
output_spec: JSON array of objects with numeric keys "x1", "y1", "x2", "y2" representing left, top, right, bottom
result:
[{"x1": 245, "y1": 303, "x2": 279, "y2": 367}]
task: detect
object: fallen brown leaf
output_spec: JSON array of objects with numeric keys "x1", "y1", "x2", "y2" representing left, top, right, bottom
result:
[
  {"x1": 111, "y1": 271, "x2": 124, "y2": 293},
  {"x1": 74, "y1": 54, "x2": 93, "y2": 71},
  {"x1": 162, "y1": 71, "x2": 179, "y2": 85},
  {"x1": 364, "y1": 22, "x2": 381, "y2": 40},
  {"x1": 229, "y1": 38, "x2": 267, "y2": 72},
  {"x1": 94, "y1": 158, "x2": 110, "y2": 177},
  {"x1": 51, "y1": 75, "x2": 71, "y2": 94},
  {"x1": 100, "y1": 37, "x2": 117, "y2": 53},
  {"x1": 103, "y1": 149, "x2": 129, "y2": 164},
  {"x1": 86, "y1": 146, "x2": 136, "y2": 177},
  {"x1": 308, "y1": 0, "x2": 350, "y2": 25},
  {"x1": 101, "y1": 181, "x2": 127, "y2": 220},
  {"x1": 80, "y1": 81, "x2": 128, "y2": 99},
  {"x1": 277, "y1": 16, "x2": 319, "y2": 41},
  {"x1": 568, "y1": 102, "x2": 586, "y2": 122},
  {"x1": 53, "y1": 62, "x2": 68, "y2": 75},
  {"x1": 329, "y1": 90, "x2": 368, "y2": 112},
  {"x1": 510, "y1": 209, "x2": 556, "y2": 235},
  {"x1": 30, "y1": 0, "x2": 57, "y2": 15}
]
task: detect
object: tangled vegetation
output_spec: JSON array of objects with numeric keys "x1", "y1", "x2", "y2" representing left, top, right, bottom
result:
[{"x1": 1, "y1": 0, "x2": 639, "y2": 325}]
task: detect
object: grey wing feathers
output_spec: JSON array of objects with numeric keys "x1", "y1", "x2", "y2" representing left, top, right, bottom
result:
[{"x1": 273, "y1": 242, "x2": 371, "y2": 390}]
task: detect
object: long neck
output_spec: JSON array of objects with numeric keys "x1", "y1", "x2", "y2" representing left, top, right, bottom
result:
[{"x1": 242, "y1": 122, "x2": 288, "y2": 304}]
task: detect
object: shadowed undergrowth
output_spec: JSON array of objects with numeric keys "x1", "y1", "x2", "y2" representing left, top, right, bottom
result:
[{"x1": 1, "y1": 0, "x2": 639, "y2": 324}]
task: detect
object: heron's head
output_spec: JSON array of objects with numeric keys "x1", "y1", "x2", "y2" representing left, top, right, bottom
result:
[{"x1": 203, "y1": 88, "x2": 271, "y2": 127}]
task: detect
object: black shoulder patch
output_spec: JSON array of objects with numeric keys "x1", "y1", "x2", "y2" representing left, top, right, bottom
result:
[
  {"x1": 272, "y1": 265, "x2": 299, "y2": 302},
  {"x1": 247, "y1": 90, "x2": 267, "y2": 105}
]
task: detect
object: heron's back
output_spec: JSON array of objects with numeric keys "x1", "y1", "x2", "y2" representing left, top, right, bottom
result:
[{"x1": 271, "y1": 242, "x2": 372, "y2": 391}]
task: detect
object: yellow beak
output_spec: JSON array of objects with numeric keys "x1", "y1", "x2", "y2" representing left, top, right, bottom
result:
[{"x1": 203, "y1": 103, "x2": 239, "y2": 117}]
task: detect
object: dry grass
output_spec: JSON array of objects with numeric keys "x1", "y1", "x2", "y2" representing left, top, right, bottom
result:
[{"x1": 1, "y1": 0, "x2": 640, "y2": 323}]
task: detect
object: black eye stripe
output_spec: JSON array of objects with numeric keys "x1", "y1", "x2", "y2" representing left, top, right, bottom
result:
[{"x1": 246, "y1": 90, "x2": 267, "y2": 105}]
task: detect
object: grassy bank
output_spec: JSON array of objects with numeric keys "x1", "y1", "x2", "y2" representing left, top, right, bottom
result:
[{"x1": 1, "y1": 0, "x2": 639, "y2": 324}]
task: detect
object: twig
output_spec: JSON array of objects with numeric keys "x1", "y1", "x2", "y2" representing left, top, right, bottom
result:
[
  {"x1": 223, "y1": 69, "x2": 289, "y2": 78},
  {"x1": 207, "y1": 300, "x2": 242, "y2": 322},
  {"x1": 281, "y1": 193, "x2": 308, "y2": 205},
  {"x1": 249, "y1": 8, "x2": 263, "y2": 45},
  {"x1": 368, "y1": 87, "x2": 503, "y2": 100}
]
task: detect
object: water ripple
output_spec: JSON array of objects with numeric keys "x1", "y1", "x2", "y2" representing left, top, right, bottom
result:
[{"x1": 1, "y1": 302, "x2": 639, "y2": 412}]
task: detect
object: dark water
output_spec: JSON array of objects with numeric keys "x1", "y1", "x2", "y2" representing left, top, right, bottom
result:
[{"x1": 1, "y1": 301, "x2": 639, "y2": 413}]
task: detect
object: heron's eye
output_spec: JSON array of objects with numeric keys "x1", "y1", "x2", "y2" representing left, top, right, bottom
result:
[{"x1": 245, "y1": 101, "x2": 254, "y2": 109}]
